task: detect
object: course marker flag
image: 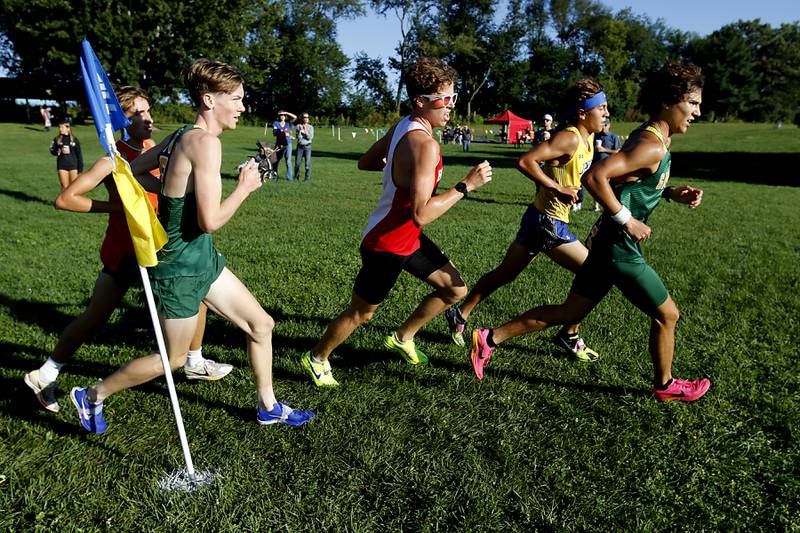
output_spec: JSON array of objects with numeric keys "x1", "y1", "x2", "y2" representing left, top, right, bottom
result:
[
  {"x1": 80, "y1": 39, "x2": 166, "y2": 267},
  {"x1": 110, "y1": 153, "x2": 167, "y2": 267},
  {"x1": 80, "y1": 40, "x2": 211, "y2": 491},
  {"x1": 80, "y1": 40, "x2": 131, "y2": 156}
]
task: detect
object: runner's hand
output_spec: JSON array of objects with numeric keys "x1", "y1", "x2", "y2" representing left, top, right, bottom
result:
[
  {"x1": 238, "y1": 158, "x2": 262, "y2": 193},
  {"x1": 553, "y1": 186, "x2": 578, "y2": 205},
  {"x1": 623, "y1": 218, "x2": 651, "y2": 243},
  {"x1": 463, "y1": 160, "x2": 492, "y2": 192},
  {"x1": 672, "y1": 186, "x2": 703, "y2": 208}
]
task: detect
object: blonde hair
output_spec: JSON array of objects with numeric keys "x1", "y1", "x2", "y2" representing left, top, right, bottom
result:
[
  {"x1": 184, "y1": 58, "x2": 244, "y2": 106},
  {"x1": 116, "y1": 86, "x2": 151, "y2": 114}
]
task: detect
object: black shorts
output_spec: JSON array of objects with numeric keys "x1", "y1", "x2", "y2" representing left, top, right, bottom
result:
[
  {"x1": 353, "y1": 234, "x2": 450, "y2": 305},
  {"x1": 101, "y1": 254, "x2": 140, "y2": 290}
]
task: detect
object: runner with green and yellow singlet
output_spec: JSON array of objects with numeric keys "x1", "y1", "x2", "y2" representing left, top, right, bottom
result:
[{"x1": 470, "y1": 62, "x2": 711, "y2": 402}]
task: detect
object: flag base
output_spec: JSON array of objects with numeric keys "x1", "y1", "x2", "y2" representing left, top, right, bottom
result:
[{"x1": 157, "y1": 468, "x2": 219, "y2": 492}]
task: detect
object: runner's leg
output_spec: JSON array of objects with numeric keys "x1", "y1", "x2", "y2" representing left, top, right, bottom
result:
[
  {"x1": 459, "y1": 242, "x2": 534, "y2": 321},
  {"x1": 202, "y1": 268, "x2": 277, "y2": 408}
]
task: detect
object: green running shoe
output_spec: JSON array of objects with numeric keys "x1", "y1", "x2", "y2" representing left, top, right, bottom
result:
[
  {"x1": 383, "y1": 334, "x2": 429, "y2": 365},
  {"x1": 553, "y1": 332, "x2": 601, "y2": 362},
  {"x1": 444, "y1": 306, "x2": 466, "y2": 347},
  {"x1": 300, "y1": 351, "x2": 339, "y2": 387}
]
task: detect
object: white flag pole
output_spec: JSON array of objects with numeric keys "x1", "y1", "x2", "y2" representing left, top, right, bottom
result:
[
  {"x1": 114, "y1": 148, "x2": 196, "y2": 480},
  {"x1": 137, "y1": 264, "x2": 196, "y2": 477}
]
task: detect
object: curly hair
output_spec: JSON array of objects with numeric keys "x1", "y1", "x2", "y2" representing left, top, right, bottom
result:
[
  {"x1": 116, "y1": 86, "x2": 151, "y2": 114},
  {"x1": 404, "y1": 58, "x2": 457, "y2": 101},
  {"x1": 638, "y1": 61, "x2": 704, "y2": 117},
  {"x1": 184, "y1": 58, "x2": 244, "y2": 107},
  {"x1": 560, "y1": 78, "x2": 605, "y2": 125}
]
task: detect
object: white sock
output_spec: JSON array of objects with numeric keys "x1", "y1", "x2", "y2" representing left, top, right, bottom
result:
[
  {"x1": 186, "y1": 348, "x2": 204, "y2": 367},
  {"x1": 38, "y1": 357, "x2": 63, "y2": 385},
  {"x1": 311, "y1": 353, "x2": 324, "y2": 364}
]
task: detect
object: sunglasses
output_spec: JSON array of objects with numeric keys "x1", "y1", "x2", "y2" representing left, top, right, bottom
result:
[{"x1": 419, "y1": 93, "x2": 458, "y2": 107}]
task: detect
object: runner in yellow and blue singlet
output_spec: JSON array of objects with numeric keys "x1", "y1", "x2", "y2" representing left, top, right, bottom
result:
[{"x1": 451, "y1": 79, "x2": 609, "y2": 367}]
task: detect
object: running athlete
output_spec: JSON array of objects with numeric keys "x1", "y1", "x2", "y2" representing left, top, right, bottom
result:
[
  {"x1": 24, "y1": 87, "x2": 230, "y2": 414},
  {"x1": 446, "y1": 79, "x2": 607, "y2": 362},
  {"x1": 300, "y1": 57, "x2": 492, "y2": 386},
  {"x1": 69, "y1": 59, "x2": 314, "y2": 433},
  {"x1": 470, "y1": 62, "x2": 711, "y2": 402}
]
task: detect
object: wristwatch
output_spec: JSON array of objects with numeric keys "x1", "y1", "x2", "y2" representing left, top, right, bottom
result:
[{"x1": 455, "y1": 182, "x2": 468, "y2": 197}]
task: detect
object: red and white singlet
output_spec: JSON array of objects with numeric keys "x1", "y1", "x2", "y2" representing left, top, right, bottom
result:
[{"x1": 361, "y1": 116, "x2": 443, "y2": 255}]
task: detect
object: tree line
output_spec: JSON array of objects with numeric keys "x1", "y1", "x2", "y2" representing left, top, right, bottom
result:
[{"x1": 1, "y1": 0, "x2": 798, "y2": 125}]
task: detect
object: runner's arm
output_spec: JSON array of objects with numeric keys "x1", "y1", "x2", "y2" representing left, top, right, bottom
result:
[
  {"x1": 517, "y1": 130, "x2": 580, "y2": 204},
  {"x1": 409, "y1": 137, "x2": 492, "y2": 227},
  {"x1": 358, "y1": 125, "x2": 396, "y2": 171},
  {"x1": 54, "y1": 157, "x2": 119, "y2": 213},
  {"x1": 193, "y1": 135, "x2": 261, "y2": 233},
  {"x1": 583, "y1": 137, "x2": 664, "y2": 242},
  {"x1": 130, "y1": 135, "x2": 172, "y2": 192}
]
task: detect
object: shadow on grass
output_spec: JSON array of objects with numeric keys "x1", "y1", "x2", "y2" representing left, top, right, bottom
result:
[
  {"x1": 441, "y1": 150, "x2": 522, "y2": 169},
  {"x1": 0, "y1": 188, "x2": 53, "y2": 206},
  {"x1": 671, "y1": 152, "x2": 800, "y2": 186},
  {"x1": 0, "y1": 293, "x2": 159, "y2": 351},
  {"x1": 0, "y1": 374, "x2": 128, "y2": 451},
  {"x1": 312, "y1": 149, "x2": 362, "y2": 162}
]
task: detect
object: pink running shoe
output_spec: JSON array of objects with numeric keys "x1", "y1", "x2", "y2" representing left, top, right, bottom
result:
[
  {"x1": 653, "y1": 377, "x2": 711, "y2": 402},
  {"x1": 470, "y1": 328, "x2": 494, "y2": 380}
]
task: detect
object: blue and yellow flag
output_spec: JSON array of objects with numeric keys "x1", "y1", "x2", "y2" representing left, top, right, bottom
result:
[{"x1": 80, "y1": 40, "x2": 166, "y2": 267}]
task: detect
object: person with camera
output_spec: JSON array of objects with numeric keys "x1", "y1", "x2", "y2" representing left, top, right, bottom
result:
[
  {"x1": 294, "y1": 112, "x2": 314, "y2": 181},
  {"x1": 272, "y1": 110, "x2": 296, "y2": 180}
]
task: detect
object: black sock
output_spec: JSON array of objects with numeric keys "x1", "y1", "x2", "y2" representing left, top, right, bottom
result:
[
  {"x1": 655, "y1": 378, "x2": 673, "y2": 390},
  {"x1": 487, "y1": 329, "x2": 496, "y2": 348}
]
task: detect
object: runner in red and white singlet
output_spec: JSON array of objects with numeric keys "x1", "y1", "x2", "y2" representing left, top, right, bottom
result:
[
  {"x1": 361, "y1": 115, "x2": 443, "y2": 255},
  {"x1": 300, "y1": 58, "x2": 493, "y2": 387}
]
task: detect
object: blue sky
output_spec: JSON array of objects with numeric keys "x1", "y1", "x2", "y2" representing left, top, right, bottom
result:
[{"x1": 337, "y1": 0, "x2": 800, "y2": 77}]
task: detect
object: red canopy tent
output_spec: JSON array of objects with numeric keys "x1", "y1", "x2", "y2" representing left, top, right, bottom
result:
[{"x1": 484, "y1": 110, "x2": 533, "y2": 144}]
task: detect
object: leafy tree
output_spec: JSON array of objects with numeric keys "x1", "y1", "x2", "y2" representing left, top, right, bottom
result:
[
  {"x1": 371, "y1": 0, "x2": 433, "y2": 113},
  {"x1": 351, "y1": 53, "x2": 393, "y2": 108},
  {"x1": 688, "y1": 21, "x2": 766, "y2": 121}
]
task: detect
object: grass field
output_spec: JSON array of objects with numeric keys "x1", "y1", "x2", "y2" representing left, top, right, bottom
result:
[{"x1": 1, "y1": 120, "x2": 798, "y2": 531}]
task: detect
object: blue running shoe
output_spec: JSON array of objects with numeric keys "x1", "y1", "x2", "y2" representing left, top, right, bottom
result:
[
  {"x1": 70, "y1": 387, "x2": 108, "y2": 434},
  {"x1": 256, "y1": 402, "x2": 315, "y2": 427}
]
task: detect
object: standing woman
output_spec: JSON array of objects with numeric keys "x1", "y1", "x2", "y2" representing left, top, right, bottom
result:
[{"x1": 50, "y1": 117, "x2": 83, "y2": 190}]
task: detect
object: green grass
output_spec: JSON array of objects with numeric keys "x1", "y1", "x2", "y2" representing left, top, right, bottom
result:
[{"x1": 1, "y1": 121, "x2": 798, "y2": 530}]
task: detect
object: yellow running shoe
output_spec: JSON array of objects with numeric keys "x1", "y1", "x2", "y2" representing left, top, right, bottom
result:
[
  {"x1": 300, "y1": 351, "x2": 339, "y2": 387},
  {"x1": 383, "y1": 334, "x2": 429, "y2": 365}
]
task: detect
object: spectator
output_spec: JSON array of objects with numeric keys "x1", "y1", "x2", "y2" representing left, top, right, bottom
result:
[
  {"x1": 50, "y1": 117, "x2": 83, "y2": 190},
  {"x1": 534, "y1": 113, "x2": 554, "y2": 144},
  {"x1": 591, "y1": 118, "x2": 622, "y2": 210},
  {"x1": 40, "y1": 106, "x2": 52, "y2": 131},
  {"x1": 294, "y1": 112, "x2": 314, "y2": 181},
  {"x1": 462, "y1": 125, "x2": 472, "y2": 152},
  {"x1": 272, "y1": 110, "x2": 296, "y2": 180}
]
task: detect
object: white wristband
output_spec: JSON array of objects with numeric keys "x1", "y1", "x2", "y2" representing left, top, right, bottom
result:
[{"x1": 611, "y1": 206, "x2": 632, "y2": 225}]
